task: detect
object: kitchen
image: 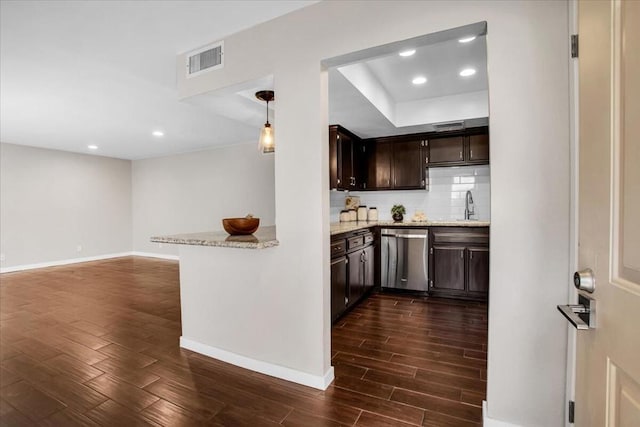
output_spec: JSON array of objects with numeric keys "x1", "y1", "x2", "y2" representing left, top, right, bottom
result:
[{"x1": 325, "y1": 23, "x2": 491, "y2": 322}]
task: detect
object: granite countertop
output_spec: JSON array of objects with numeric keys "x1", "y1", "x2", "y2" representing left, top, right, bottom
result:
[
  {"x1": 151, "y1": 225, "x2": 279, "y2": 249},
  {"x1": 330, "y1": 220, "x2": 490, "y2": 236}
]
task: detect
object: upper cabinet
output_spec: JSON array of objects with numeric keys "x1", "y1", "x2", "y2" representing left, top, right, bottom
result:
[
  {"x1": 426, "y1": 127, "x2": 490, "y2": 168},
  {"x1": 391, "y1": 139, "x2": 426, "y2": 189},
  {"x1": 329, "y1": 125, "x2": 365, "y2": 190},
  {"x1": 329, "y1": 125, "x2": 488, "y2": 191},
  {"x1": 365, "y1": 140, "x2": 392, "y2": 190}
]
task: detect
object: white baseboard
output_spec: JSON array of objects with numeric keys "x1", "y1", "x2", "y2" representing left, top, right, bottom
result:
[
  {"x1": 0, "y1": 251, "x2": 179, "y2": 273},
  {"x1": 0, "y1": 252, "x2": 133, "y2": 273},
  {"x1": 483, "y1": 401, "x2": 522, "y2": 427},
  {"x1": 180, "y1": 336, "x2": 335, "y2": 390},
  {"x1": 130, "y1": 251, "x2": 179, "y2": 261}
]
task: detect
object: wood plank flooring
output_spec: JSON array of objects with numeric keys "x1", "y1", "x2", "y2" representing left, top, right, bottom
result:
[{"x1": 0, "y1": 257, "x2": 487, "y2": 426}]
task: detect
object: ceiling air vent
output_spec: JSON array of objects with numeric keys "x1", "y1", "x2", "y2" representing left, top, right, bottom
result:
[
  {"x1": 433, "y1": 121, "x2": 466, "y2": 132},
  {"x1": 186, "y1": 41, "x2": 224, "y2": 78}
]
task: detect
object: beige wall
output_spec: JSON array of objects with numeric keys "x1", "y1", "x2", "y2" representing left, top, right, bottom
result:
[
  {"x1": 0, "y1": 143, "x2": 132, "y2": 269},
  {"x1": 131, "y1": 143, "x2": 275, "y2": 256},
  {"x1": 178, "y1": 1, "x2": 571, "y2": 425}
]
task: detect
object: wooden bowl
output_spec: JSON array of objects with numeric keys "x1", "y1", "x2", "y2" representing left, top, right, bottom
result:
[{"x1": 222, "y1": 217, "x2": 260, "y2": 235}]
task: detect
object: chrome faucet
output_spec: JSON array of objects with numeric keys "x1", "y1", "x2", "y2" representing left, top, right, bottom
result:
[{"x1": 465, "y1": 190, "x2": 475, "y2": 220}]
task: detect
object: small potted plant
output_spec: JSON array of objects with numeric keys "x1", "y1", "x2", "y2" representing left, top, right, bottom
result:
[{"x1": 391, "y1": 204, "x2": 406, "y2": 222}]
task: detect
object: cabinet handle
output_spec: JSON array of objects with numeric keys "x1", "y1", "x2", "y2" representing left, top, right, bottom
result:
[
  {"x1": 470, "y1": 150, "x2": 473, "y2": 159},
  {"x1": 337, "y1": 178, "x2": 341, "y2": 185},
  {"x1": 387, "y1": 179, "x2": 390, "y2": 186},
  {"x1": 459, "y1": 151, "x2": 463, "y2": 160},
  {"x1": 425, "y1": 156, "x2": 429, "y2": 164},
  {"x1": 345, "y1": 297, "x2": 348, "y2": 305},
  {"x1": 470, "y1": 251, "x2": 473, "y2": 260},
  {"x1": 421, "y1": 179, "x2": 425, "y2": 186},
  {"x1": 461, "y1": 250, "x2": 464, "y2": 259},
  {"x1": 430, "y1": 247, "x2": 433, "y2": 255}
]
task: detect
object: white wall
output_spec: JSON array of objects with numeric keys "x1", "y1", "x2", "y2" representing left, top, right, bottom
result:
[
  {"x1": 0, "y1": 143, "x2": 132, "y2": 269},
  {"x1": 177, "y1": 1, "x2": 570, "y2": 425},
  {"x1": 131, "y1": 143, "x2": 275, "y2": 256},
  {"x1": 331, "y1": 165, "x2": 491, "y2": 222}
]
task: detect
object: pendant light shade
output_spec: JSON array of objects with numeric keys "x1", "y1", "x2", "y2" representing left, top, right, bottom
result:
[
  {"x1": 255, "y1": 90, "x2": 275, "y2": 154},
  {"x1": 259, "y1": 123, "x2": 274, "y2": 153}
]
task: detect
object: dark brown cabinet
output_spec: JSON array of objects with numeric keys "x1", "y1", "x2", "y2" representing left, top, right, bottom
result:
[
  {"x1": 363, "y1": 245, "x2": 375, "y2": 294},
  {"x1": 432, "y1": 245, "x2": 466, "y2": 292},
  {"x1": 329, "y1": 125, "x2": 365, "y2": 190},
  {"x1": 330, "y1": 256, "x2": 347, "y2": 322},
  {"x1": 429, "y1": 227, "x2": 489, "y2": 300},
  {"x1": 467, "y1": 247, "x2": 489, "y2": 294},
  {"x1": 393, "y1": 140, "x2": 426, "y2": 189},
  {"x1": 363, "y1": 137, "x2": 426, "y2": 190},
  {"x1": 331, "y1": 125, "x2": 488, "y2": 191},
  {"x1": 468, "y1": 133, "x2": 489, "y2": 163},
  {"x1": 428, "y1": 136, "x2": 465, "y2": 165},
  {"x1": 366, "y1": 140, "x2": 392, "y2": 190},
  {"x1": 330, "y1": 229, "x2": 375, "y2": 322},
  {"x1": 426, "y1": 128, "x2": 490, "y2": 168}
]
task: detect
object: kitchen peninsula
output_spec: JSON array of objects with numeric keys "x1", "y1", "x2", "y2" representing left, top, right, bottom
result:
[{"x1": 148, "y1": 227, "x2": 338, "y2": 389}]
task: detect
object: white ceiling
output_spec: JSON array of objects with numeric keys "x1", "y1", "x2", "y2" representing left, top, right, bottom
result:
[
  {"x1": 328, "y1": 27, "x2": 489, "y2": 138},
  {"x1": 1, "y1": 2, "x2": 488, "y2": 159},
  {"x1": 365, "y1": 37, "x2": 487, "y2": 102},
  {"x1": 0, "y1": 1, "x2": 316, "y2": 160}
]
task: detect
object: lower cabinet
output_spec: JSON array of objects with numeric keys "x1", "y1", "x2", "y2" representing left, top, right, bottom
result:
[
  {"x1": 330, "y1": 256, "x2": 348, "y2": 323},
  {"x1": 429, "y1": 227, "x2": 489, "y2": 300},
  {"x1": 331, "y1": 229, "x2": 375, "y2": 323}
]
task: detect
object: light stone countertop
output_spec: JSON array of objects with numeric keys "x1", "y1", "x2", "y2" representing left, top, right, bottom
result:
[
  {"x1": 330, "y1": 220, "x2": 490, "y2": 236},
  {"x1": 151, "y1": 225, "x2": 279, "y2": 249}
]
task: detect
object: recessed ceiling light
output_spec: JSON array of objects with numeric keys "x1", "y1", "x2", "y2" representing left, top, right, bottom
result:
[
  {"x1": 412, "y1": 76, "x2": 427, "y2": 85},
  {"x1": 399, "y1": 49, "x2": 416, "y2": 57},
  {"x1": 152, "y1": 131, "x2": 164, "y2": 137},
  {"x1": 458, "y1": 36, "x2": 476, "y2": 43},
  {"x1": 88, "y1": 145, "x2": 98, "y2": 150},
  {"x1": 459, "y1": 68, "x2": 477, "y2": 77}
]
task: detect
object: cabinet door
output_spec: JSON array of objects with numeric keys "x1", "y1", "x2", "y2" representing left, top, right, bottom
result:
[
  {"x1": 347, "y1": 251, "x2": 364, "y2": 305},
  {"x1": 393, "y1": 140, "x2": 425, "y2": 189},
  {"x1": 432, "y1": 245, "x2": 465, "y2": 291},
  {"x1": 366, "y1": 141, "x2": 392, "y2": 190},
  {"x1": 363, "y1": 245, "x2": 375, "y2": 293},
  {"x1": 329, "y1": 127, "x2": 340, "y2": 189},
  {"x1": 428, "y1": 136, "x2": 465, "y2": 166},
  {"x1": 331, "y1": 257, "x2": 348, "y2": 322},
  {"x1": 468, "y1": 134, "x2": 489, "y2": 163},
  {"x1": 467, "y1": 247, "x2": 489, "y2": 295},
  {"x1": 339, "y1": 132, "x2": 353, "y2": 189}
]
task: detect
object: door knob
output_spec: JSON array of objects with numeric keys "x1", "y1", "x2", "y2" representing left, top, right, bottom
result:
[{"x1": 574, "y1": 268, "x2": 595, "y2": 293}]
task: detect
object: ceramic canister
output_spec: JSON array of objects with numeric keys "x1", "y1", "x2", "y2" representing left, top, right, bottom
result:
[
  {"x1": 357, "y1": 206, "x2": 368, "y2": 221},
  {"x1": 368, "y1": 207, "x2": 378, "y2": 221}
]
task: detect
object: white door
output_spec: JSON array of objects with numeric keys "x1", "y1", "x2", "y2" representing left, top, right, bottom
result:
[{"x1": 574, "y1": 0, "x2": 640, "y2": 425}]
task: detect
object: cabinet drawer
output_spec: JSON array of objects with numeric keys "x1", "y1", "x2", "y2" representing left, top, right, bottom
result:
[
  {"x1": 347, "y1": 236, "x2": 364, "y2": 250},
  {"x1": 331, "y1": 239, "x2": 346, "y2": 258},
  {"x1": 432, "y1": 229, "x2": 489, "y2": 245},
  {"x1": 364, "y1": 233, "x2": 374, "y2": 245}
]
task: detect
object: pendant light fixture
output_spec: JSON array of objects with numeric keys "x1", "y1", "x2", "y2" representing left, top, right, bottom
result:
[{"x1": 255, "y1": 90, "x2": 275, "y2": 154}]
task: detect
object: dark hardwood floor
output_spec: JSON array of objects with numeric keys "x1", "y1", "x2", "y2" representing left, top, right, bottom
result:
[{"x1": 0, "y1": 257, "x2": 486, "y2": 426}]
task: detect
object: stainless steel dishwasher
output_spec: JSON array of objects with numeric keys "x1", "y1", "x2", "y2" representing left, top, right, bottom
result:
[{"x1": 380, "y1": 228, "x2": 429, "y2": 292}]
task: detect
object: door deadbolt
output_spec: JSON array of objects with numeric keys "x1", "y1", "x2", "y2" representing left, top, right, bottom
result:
[{"x1": 574, "y1": 268, "x2": 595, "y2": 293}]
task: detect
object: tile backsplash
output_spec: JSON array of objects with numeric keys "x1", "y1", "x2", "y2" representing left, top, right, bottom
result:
[{"x1": 330, "y1": 165, "x2": 490, "y2": 222}]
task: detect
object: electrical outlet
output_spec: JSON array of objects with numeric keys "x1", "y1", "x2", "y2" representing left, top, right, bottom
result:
[
  {"x1": 76, "y1": 245, "x2": 82, "y2": 252},
  {"x1": 0, "y1": 253, "x2": 5, "y2": 262}
]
